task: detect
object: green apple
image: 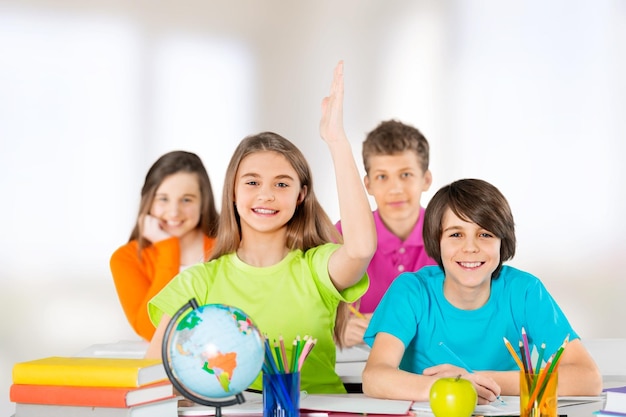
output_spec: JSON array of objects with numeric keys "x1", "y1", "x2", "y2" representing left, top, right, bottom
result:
[{"x1": 429, "y1": 375, "x2": 477, "y2": 417}]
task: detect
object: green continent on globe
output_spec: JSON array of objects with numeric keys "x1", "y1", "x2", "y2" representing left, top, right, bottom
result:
[
  {"x1": 201, "y1": 351, "x2": 238, "y2": 392},
  {"x1": 231, "y1": 311, "x2": 254, "y2": 335}
]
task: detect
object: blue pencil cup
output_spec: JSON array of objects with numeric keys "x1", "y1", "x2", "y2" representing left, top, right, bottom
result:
[{"x1": 262, "y1": 372, "x2": 300, "y2": 417}]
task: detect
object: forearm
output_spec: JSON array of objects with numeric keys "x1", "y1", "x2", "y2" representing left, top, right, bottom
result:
[
  {"x1": 480, "y1": 364, "x2": 602, "y2": 396},
  {"x1": 145, "y1": 316, "x2": 169, "y2": 359},
  {"x1": 554, "y1": 363, "x2": 602, "y2": 396},
  {"x1": 478, "y1": 370, "x2": 520, "y2": 395},
  {"x1": 362, "y1": 363, "x2": 435, "y2": 401},
  {"x1": 328, "y1": 138, "x2": 376, "y2": 260}
]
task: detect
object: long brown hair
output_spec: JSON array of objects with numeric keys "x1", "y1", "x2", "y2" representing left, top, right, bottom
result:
[
  {"x1": 211, "y1": 132, "x2": 350, "y2": 346},
  {"x1": 129, "y1": 151, "x2": 219, "y2": 250}
]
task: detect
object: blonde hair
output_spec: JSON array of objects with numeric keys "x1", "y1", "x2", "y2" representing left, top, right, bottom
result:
[{"x1": 211, "y1": 132, "x2": 350, "y2": 347}]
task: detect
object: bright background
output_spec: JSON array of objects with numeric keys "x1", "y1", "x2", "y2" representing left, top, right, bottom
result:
[{"x1": 1, "y1": 1, "x2": 625, "y2": 415}]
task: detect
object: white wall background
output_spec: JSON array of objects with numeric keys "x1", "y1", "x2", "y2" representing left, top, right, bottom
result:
[{"x1": 1, "y1": 1, "x2": 625, "y2": 415}]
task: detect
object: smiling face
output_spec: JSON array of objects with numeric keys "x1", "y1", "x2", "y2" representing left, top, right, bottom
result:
[
  {"x1": 149, "y1": 171, "x2": 202, "y2": 238},
  {"x1": 234, "y1": 150, "x2": 306, "y2": 237},
  {"x1": 440, "y1": 208, "x2": 501, "y2": 307},
  {"x1": 364, "y1": 150, "x2": 432, "y2": 238}
]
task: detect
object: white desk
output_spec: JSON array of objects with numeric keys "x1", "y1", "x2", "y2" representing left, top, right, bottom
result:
[
  {"x1": 335, "y1": 344, "x2": 369, "y2": 386},
  {"x1": 72, "y1": 341, "x2": 623, "y2": 417},
  {"x1": 336, "y1": 360, "x2": 366, "y2": 385},
  {"x1": 556, "y1": 399, "x2": 604, "y2": 417}
]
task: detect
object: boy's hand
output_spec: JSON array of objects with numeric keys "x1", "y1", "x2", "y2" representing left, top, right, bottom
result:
[
  {"x1": 424, "y1": 365, "x2": 501, "y2": 405},
  {"x1": 341, "y1": 313, "x2": 371, "y2": 348}
]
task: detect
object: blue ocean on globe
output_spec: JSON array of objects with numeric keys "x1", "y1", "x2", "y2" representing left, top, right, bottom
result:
[{"x1": 167, "y1": 304, "x2": 265, "y2": 399}]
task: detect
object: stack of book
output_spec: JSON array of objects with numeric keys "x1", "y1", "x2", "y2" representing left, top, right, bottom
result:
[
  {"x1": 10, "y1": 356, "x2": 178, "y2": 417},
  {"x1": 596, "y1": 385, "x2": 626, "y2": 416}
]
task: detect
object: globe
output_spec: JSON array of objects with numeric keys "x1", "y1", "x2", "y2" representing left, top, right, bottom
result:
[{"x1": 161, "y1": 299, "x2": 265, "y2": 411}]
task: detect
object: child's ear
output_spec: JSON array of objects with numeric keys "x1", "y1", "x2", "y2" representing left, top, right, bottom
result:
[
  {"x1": 364, "y1": 175, "x2": 373, "y2": 195},
  {"x1": 423, "y1": 170, "x2": 433, "y2": 191},
  {"x1": 297, "y1": 186, "x2": 308, "y2": 204}
]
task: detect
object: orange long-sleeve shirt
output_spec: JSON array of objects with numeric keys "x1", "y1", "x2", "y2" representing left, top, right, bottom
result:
[{"x1": 109, "y1": 236, "x2": 215, "y2": 341}]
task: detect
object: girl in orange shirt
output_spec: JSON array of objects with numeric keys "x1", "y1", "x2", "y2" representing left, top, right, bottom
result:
[{"x1": 110, "y1": 151, "x2": 219, "y2": 340}]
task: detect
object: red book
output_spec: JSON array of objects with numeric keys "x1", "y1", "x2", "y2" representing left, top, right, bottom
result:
[{"x1": 10, "y1": 380, "x2": 174, "y2": 407}]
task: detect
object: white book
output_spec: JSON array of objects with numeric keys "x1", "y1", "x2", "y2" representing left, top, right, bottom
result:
[
  {"x1": 15, "y1": 396, "x2": 179, "y2": 417},
  {"x1": 179, "y1": 392, "x2": 263, "y2": 416},
  {"x1": 179, "y1": 392, "x2": 412, "y2": 416},
  {"x1": 300, "y1": 393, "x2": 411, "y2": 415},
  {"x1": 74, "y1": 340, "x2": 149, "y2": 359}
]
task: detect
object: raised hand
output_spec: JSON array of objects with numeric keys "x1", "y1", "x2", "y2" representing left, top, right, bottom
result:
[{"x1": 319, "y1": 60, "x2": 346, "y2": 144}]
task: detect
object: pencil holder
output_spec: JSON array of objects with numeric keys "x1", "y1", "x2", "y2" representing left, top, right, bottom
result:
[
  {"x1": 519, "y1": 369, "x2": 558, "y2": 417},
  {"x1": 262, "y1": 371, "x2": 300, "y2": 417}
]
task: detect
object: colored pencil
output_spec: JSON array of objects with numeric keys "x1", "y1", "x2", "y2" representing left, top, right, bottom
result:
[
  {"x1": 348, "y1": 304, "x2": 366, "y2": 319},
  {"x1": 503, "y1": 337, "x2": 525, "y2": 371},
  {"x1": 439, "y1": 342, "x2": 472, "y2": 372},
  {"x1": 525, "y1": 358, "x2": 553, "y2": 413},
  {"x1": 439, "y1": 342, "x2": 506, "y2": 405},
  {"x1": 535, "y1": 342, "x2": 546, "y2": 372},
  {"x1": 278, "y1": 335, "x2": 289, "y2": 372},
  {"x1": 521, "y1": 327, "x2": 534, "y2": 374}
]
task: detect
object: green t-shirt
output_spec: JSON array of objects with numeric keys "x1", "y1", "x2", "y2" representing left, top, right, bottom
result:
[{"x1": 148, "y1": 243, "x2": 368, "y2": 393}]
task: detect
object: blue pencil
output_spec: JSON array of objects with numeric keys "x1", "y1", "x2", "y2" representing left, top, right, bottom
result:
[{"x1": 439, "y1": 342, "x2": 507, "y2": 405}]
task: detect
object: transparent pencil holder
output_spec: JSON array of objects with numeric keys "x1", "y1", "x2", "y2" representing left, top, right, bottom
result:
[
  {"x1": 262, "y1": 371, "x2": 300, "y2": 417},
  {"x1": 519, "y1": 369, "x2": 558, "y2": 417}
]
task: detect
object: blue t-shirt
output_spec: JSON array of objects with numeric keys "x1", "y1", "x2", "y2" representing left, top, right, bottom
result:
[{"x1": 363, "y1": 265, "x2": 577, "y2": 374}]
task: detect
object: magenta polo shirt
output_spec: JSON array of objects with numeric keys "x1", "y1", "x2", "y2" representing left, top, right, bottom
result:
[{"x1": 336, "y1": 208, "x2": 437, "y2": 313}]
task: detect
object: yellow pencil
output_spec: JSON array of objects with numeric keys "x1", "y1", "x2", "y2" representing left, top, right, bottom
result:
[
  {"x1": 503, "y1": 337, "x2": 525, "y2": 371},
  {"x1": 348, "y1": 304, "x2": 366, "y2": 319}
]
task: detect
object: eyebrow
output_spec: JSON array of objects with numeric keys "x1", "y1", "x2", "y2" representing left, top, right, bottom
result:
[
  {"x1": 155, "y1": 192, "x2": 198, "y2": 198},
  {"x1": 240, "y1": 172, "x2": 296, "y2": 181}
]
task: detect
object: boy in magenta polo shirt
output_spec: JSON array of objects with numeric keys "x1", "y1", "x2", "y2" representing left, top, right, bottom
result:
[{"x1": 336, "y1": 120, "x2": 436, "y2": 347}]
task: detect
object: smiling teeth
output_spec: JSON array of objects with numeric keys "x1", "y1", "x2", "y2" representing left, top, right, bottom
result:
[
  {"x1": 254, "y1": 208, "x2": 277, "y2": 214},
  {"x1": 460, "y1": 262, "x2": 481, "y2": 268}
]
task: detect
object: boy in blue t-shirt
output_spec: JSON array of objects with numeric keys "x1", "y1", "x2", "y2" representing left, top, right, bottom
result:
[{"x1": 362, "y1": 179, "x2": 602, "y2": 403}]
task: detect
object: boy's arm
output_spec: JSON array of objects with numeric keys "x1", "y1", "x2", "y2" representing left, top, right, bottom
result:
[
  {"x1": 363, "y1": 332, "x2": 437, "y2": 401},
  {"x1": 319, "y1": 61, "x2": 376, "y2": 291},
  {"x1": 469, "y1": 339, "x2": 601, "y2": 398},
  {"x1": 526, "y1": 339, "x2": 601, "y2": 396},
  {"x1": 364, "y1": 333, "x2": 501, "y2": 403}
]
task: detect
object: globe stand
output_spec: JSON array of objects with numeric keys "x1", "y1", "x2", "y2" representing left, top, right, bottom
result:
[{"x1": 162, "y1": 298, "x2": 247, "y2": 417}]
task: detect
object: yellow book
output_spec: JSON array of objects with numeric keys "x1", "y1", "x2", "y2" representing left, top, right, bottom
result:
[{"x1": 12, "y1": 356, "x2": 167, "y2": 388}]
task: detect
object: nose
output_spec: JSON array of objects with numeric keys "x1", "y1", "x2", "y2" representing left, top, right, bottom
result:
[
  {"x1": 166, "y1": 201, "x2": 181, "y2": 216},
  {"x1": 462, "y1": 237, "x2": 479, "y2": 253},
  {"x1": 388, "y1": 177, "x2": 403, "y2": 193},
  {"x1": 258, "y1": 186, "x2": 275, "y2": 202}
]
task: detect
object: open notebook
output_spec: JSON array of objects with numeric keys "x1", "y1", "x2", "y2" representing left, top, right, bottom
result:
[{"x1": 411, "y1": 395, "x2": 603, "y2": 416}]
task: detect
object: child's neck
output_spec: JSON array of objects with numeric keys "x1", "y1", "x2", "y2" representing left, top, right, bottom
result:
[
  {"x1": 178, "y1": 229, "x2": 206, "y2": 265},
  {"x1": 236, "y1": 237, "x2": 290, "y2": 267},
  {"x1": 443, "y1": 280, "x2": 491, "y2": 310},
  {"x1": 382, "y1": 213, "x2": 419, "y2": 241}
]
